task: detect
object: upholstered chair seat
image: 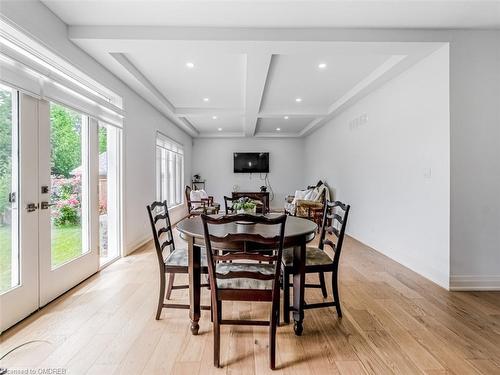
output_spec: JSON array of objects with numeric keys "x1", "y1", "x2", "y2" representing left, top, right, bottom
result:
[
  {"x1": 215, "y1": 263, "x2": 275, "y2": 290},
  {"x1": 164, "y1": 248, "x2": 208, "y2": 267},
  {"x1": 282, "y1": 246, "x2": 333, "y2": 267}
]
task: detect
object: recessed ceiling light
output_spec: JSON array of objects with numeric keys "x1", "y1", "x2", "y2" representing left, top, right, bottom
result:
[
  {"x1": 218, "y1": 127, "x2": 222, "y2": 131},
  {"x1": 276, "y1": 128, "x2": 281, "y2": 131},
  {"x1": 203, "y1": 97, "x2": 209, "y2": 102},
  {"x1": 295, "y1": 98, "x2": 302, "y2": 103},
  {"x1": 212, "y1": 115, "x2": 217, "y2": 120},
  {"x1": 318, "y1": 62, "x2": 327, "y2": 69},
  {"x1": 284, "y1": 116, "x2": 289, "y2": 120},
  {"x1": 186, "y1": 62, "x2": 195, "y2": 68}
]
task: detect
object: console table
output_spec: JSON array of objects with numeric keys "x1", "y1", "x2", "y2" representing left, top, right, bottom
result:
[{"x1": 232, "y1": 191, "x2": 270, "y2": 213}]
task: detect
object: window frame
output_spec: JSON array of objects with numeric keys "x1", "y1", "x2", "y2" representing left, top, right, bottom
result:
[{"x1": 155, "y1": 132, "x2": 184, "y2": 208}]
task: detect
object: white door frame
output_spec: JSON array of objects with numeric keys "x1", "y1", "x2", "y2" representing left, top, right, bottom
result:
[
  {"x1": 0, "y1": 93, "x2": 39, "y2": 332},
  {"x1": 38, "y1": 104, "x2": 99, "y2": 307}
]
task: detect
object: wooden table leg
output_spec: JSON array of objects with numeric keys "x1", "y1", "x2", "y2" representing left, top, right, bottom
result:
[
  {"x1": 292, "y1": 240, "x2": 306, "y2": 336},
  {"x1": 188, "y1": 236, "x2": 201, "y2": 335}
]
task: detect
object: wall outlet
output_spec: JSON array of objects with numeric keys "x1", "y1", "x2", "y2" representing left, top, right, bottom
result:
[
  {"x1": 349, "y1": 114, "x2": 368, "y2": 130},
  {"x1": 423, "y1": 168, "x2": 432, "y2": 179}
]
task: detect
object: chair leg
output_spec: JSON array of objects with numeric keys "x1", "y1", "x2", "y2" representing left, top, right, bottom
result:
[
  {"x1": 269, "y1": 299, "x2": 278, "y2": 370},
  {"x1": 332, "y1": 269, "x2": 342, "y2": 318},
  {"x1": 166, "y1": 273, "x2": 175, "y2": 300},
  {"x1": 283, "y1": 268, "x2": 290, "y2": 324},
  {"x1": 210, "y1": 298, "x2": 213, "y2": 322},
  {"x1": 156, "y1": 271, "x2": 166, "y2": 320},
  {"x1": 213, "y1": 298, "x2": 221, "y2": 367},
  {"x1": 319, "y1": 272, "x2": 328, "y2": 298}
]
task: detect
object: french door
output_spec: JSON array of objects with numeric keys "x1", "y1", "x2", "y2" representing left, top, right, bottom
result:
[{"x1": 0, "y1": 89, "x2": 115, "y2": 331}]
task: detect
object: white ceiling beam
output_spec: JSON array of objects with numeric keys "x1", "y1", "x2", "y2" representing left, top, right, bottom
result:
[
  {"x1": 174, "y1": 107, "x2": 244, "y2": 116},
  {"x1": 197, "y1": 132, "x2": 246, "y2": 138},
  {"x1": 258, "y1": 112, "x2": 327, "y2": 119},
  {"x1": 244, "y1": 53, "x2": 272, "y2": 137},
  {"x1": 110, "y1": 53, "x2": 198, "y2": 137},
  {"x1": 254, "y1": 132, "x2": 301, "y2": 138},
  {"x1": 69, "y1": 26, "x2": 453, "y2": 44}
]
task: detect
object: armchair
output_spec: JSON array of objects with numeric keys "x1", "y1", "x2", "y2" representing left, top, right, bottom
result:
[
  {"x1": 185, "y1": 186, "x2": 220, "y2": 217},
  {"x1": 284, "y1": 182, "x2": 330, "y2": 229}
]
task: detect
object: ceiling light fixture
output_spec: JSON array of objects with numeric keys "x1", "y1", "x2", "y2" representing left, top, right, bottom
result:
[
  {"x1": 218, "y1": 127, "x2": 222, "y2": 131},
  {"x1": 295, "y1": 98, "x2": 302, "y2": 103},
  {"x1": 284, "y1": 116, "x2": 289, "y2": 120},
  {"x1": 186, "y1": 62, "x2": 195, "y2": 68},
  {"x1": 318, "y1": 62, "x2": 327, "y2": 69},
  {"x1": 203, "y1": 97, "x2": 209, "y2": 102},
  {"x1": 276, "y1": 128, "x2": 281, "y2": 131},
  {"x1": 212, "y1": 115, "x2": 217, "y2": 120}
]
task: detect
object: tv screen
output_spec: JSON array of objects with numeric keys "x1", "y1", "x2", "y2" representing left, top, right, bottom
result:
[{"x1": 233, "y1": 152, "x2": 269, "y2": 173}]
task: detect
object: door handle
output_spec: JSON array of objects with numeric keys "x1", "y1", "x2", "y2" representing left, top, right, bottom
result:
[
  {"x1": 26, "y1": 203, "x2": 38, "y2": 212},
  {"x1": 40, "y1": 201, "x2": 55, "y2": 210}
]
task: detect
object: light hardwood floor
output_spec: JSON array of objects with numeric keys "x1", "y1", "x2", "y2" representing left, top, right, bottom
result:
[{"x1": 1, "y1": 231, "x2": 500, "y2": 374}]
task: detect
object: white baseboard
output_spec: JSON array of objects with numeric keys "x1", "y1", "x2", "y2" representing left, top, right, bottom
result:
[
  {"x1": 125, "y1": 235, "x2": 152, "y2": 256},
  {"x1": 347, "y1": 234, "x2": 450, "y2": 290},
  {"x1": 450, "y1": 275, "x2": 500, "y2": 291}
]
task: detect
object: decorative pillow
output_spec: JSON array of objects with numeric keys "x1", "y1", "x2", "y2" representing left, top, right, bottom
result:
[
  {"x1": 304, "y1": 189, "x2": 316, "y2": 200},
  {"x1": 190, "y1": 190, "x2": 202, "y2": 208},
  {"x1": 198, "y1": 189, "x2": 209, "y2": 200},
  {"x1": 292, "y1": 189, "x2": 310, "y2": 204}
]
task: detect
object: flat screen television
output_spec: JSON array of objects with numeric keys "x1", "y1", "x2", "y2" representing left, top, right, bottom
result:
[{"x1": 233, "y1": 152, "x2": 269, "y2": 173}]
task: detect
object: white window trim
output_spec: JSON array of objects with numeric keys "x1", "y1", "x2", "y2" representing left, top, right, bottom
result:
[{"x1": 156, "y1": 132, "x2": 184, "y2": 207}]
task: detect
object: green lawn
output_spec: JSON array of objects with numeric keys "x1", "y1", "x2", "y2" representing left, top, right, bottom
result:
[
  {"x1": 0, "y1": 225, "x2": 82, "y2": 293},
  {"x1": 0, "y1": 226, "x2": 12, "y2": 294}
]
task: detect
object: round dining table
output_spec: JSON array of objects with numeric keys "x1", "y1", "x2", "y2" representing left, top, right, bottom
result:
[{"x1": 176, "y1": 214, "x2": 317, "y2": 336}]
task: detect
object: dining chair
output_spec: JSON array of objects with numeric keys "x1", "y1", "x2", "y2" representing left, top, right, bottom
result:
[
  {"x1": 281, "y1": 200, "x2": 350, "y2": 324},
  {"x1": 223, "y1": 195, "x2": 236, "y2": 214},
  {"x1": 201, "y1": 213, "x2": 287, "y2": 370},
  {"x1": 146, "y1": 200, "x2": 208, "y2": 319}
]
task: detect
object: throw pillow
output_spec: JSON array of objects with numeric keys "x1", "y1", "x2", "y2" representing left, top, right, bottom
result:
[{"x1": 190, "y1": 190, "x2": 202, "y2": 208}]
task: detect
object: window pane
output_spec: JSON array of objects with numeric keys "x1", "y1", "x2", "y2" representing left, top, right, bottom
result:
[
  {"x1": 99, "y1": 124, "x2": 120, "y2": 266},
  {"x1": 156, "y1": 134, "x2": 184, "y2": 207},
  {"x1": 161, "y1": 149, "x2": 167, "y2": 202},
  {"x1": 156, "y1": 147, "x2": 161, "y2": 201},
  {"x1": 49, "y1": 103, "x2": 88, "y2": 268},
  {"x1": 0, "y1": 85, "x2": 19, "y2": 294},
  {"x1": 175, "y1": 154, "x2": 181, "y2": 204},
  {"x1": 168, "y1": 151, "x2": 175, "y2": 205}
]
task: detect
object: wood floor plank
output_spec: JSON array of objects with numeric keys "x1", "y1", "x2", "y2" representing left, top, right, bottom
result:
[{"x1": 335, "y1": 360, "x2": 369, "y2": 375}]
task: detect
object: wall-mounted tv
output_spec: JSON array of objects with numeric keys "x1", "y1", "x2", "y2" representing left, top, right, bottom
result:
[{"x1": 233, "y1": 152, "x2": 269, "y2": 173}]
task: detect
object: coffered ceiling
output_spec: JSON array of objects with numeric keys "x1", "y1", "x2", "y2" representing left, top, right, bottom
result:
[{"x1": 39, "y1": 0, "x2": 479, "y2": 138}]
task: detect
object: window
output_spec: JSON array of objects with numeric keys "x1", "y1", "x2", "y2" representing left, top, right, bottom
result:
[
  {"x1": 98, "y1": 123, "x2": 121, "y2": 266},
  {"x1": 156, "y1": 133, "x2": 184, "y2": 206}
]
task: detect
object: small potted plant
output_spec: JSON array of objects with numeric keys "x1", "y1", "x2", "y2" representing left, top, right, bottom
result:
[{"x1": 232, "y1": 197, "x2": 257, "y2": 214}]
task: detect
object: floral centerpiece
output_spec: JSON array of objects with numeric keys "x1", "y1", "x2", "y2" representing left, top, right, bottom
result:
[{"x1": 232, "y1": 197, "x2": 257, "y2": 214}]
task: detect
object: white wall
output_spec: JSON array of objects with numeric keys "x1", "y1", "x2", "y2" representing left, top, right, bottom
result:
[
  {"x1": 0, "y1": 1, "x2": 192, "y2": 255},
  {"x1": 449, "y1": 31, "x2": 500, "y2": 289},
  {"x1": 305, "y1": 46, "x2": 450, "y2": 288},
  {"x1": 192, "y1": 138, "x2": 305, "y2": 210}
]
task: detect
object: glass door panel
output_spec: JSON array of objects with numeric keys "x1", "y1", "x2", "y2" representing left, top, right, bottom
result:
[
  {"x1": 0, "y1": 84, "x2": 19, "y2": 294},
  {"x1": 98, "y1": 123, "x2": 120, "y2": 266},
  {"x1": 48, "y1": 103, "x2": 88, "y2": 268},
  {"x1": 39, "y1": 102, "x2": 98, "y2": 307},
  {"x1": 0, "y1": 92, "x2": 39, "y2": 332}
]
